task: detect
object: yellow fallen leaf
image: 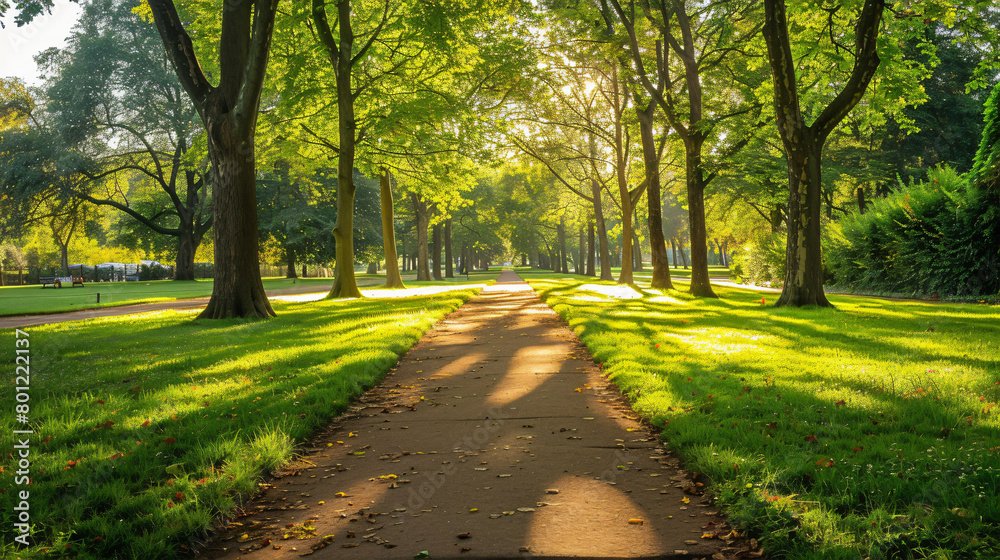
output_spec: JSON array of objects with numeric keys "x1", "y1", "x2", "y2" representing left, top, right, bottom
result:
[
  {"x1": 681, "y1": 497, "x2": 690, "y2": 504},
  {"x1": 628, "y1": 518, "x2": 644, "y2": 525},
  {"x1": 335, "y1": 492, "x2": 347, "y2": 497},
  {"x1": 318, "y1": 501, "x2": 325, "y2": 505},
  {"x1": 469, "y1": 508, "x2": 479, "y2": 513},
  {"x1": 574, "y1": 388, "x2": 582, "y2": 392},
  {"x1": 378, "y1": 474, "x2": 398, "y2": 480},
  {"x1": 348, "y1": 432, "x2": 357, "y2": 438}
]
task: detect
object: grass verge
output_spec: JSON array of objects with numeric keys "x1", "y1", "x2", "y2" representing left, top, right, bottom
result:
[
  {"x1": 1, "y1": 288, "x2": 476, "y2": 559},
  {"x1": 529, "y1": 277, "x2": 1000, "y2": 559}
]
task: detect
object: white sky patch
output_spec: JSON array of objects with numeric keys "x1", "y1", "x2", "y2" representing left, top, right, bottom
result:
[{"x1": 1, "y1": 0, "x2": 82, "y2": 86}]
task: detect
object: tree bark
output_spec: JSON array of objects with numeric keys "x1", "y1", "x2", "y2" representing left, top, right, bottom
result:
[
  {"x1": 380, "y1": 169, "x2": 404, "y2": 288},
  {"x1": 577, "y1": 225, "x2": 585, "y2": 275},
  {"x1": 148, "y1": 0, "x2": 278, "y2": 318},
  {"x1": 558, "y1": 218, "x2": 569, "y2": 274},
  {"x1": 611, "y1": 67, "x2": 633, "y2": 285},
  {"x1": 763, "y1": 0, "x2": 883, "y2": 307},
  {"x1": 632, "y1": 229, "x2": 643, "y2": 271},
  {"x1": 411, "y1": 193, "x2": 431, "y2": 281},
  {"x1": 683, "y1": 145, "x2": 716, "y2": 296},
  {"x1": 444, "y1": 219, "x2": 454, "y2": 278},
  {"x1": 857, "y1": 186, "x2": 867, "y2": 214},
  {"x1": 432, "y1": 223, "x2": 443, "y2": 280},
  {"x1": 587, "y1": 222, "x2": 596, "y2": 276},
  {"x1": 285, "y1": 247, "x2": 297, "y2": 278},
  {"x1": 175, "y1": 226, "x2": 203, "y2": 281},
  {"x1": 589, "y1": 130, "x2": 613, "y2": 280},
  {"x1": 634, "y1": 99, "x2": 672, "y2": 289}
]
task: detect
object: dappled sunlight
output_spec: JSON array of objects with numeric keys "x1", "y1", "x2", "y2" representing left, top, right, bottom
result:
[
  {"x1": 485, "y1": 343, "x2": 563, "y2": 408},
  {"x1": 267, "y1": 283, "x2": 488, "y2": 302},
  {"x1": 525, "y1": 474, "x2": 664, "y2": 556},
  {"x1": 577, "y1": 283, "x2": 643, "y2": 299},
  {"x1": 661, "y1": 327, "x2": 779, "y2": 355},
  {"x1": 647, "y1": 294, "x2": 687, "y2": 305}
]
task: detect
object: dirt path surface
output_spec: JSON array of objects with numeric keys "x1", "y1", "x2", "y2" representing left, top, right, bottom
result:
[{"x1": 198, "y1": 272, "x2": 744, "y2": 560}]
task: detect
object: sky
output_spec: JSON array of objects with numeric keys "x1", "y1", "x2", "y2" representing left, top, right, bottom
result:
[{"x1": 1, "y1": 0, "x2": 83, "y2": 86}]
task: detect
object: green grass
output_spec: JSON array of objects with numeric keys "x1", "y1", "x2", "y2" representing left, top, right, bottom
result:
[
  {"x1": 0, "y1": 278, "x2": 337, "y2": 317},
  {"x1": 528, "y1": 276, "x2": 1000, "y2": 559},
  {"x1": 1, "y1": 288, "x2": 477, "y2": 559},
  {"x1": 1, "y1": 271, "x2": 504, "y2": 317}
]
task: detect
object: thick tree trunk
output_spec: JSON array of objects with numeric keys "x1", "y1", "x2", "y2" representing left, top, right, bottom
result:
[
  {"x1": 857, "y1": 186, "x2": 867, "y2": 214},
  {"x1": 366, "y1": 262, "x2": 377, "y2": 274},
  {"x1": 444, "y1": 219, "x2": 454, "y2": 278},
  {"x1": 285, "y1": 247, "x2": 297, "y2": 279},
  {"x1": 678, "y1": 239, "x2": 689, "y2": 268},
  {"x1": 636, "y1": 102, "x2": 672, "y2": 289},
  {"x1": 175, "y1": 227, "x2": 201, "y2": 281},
  {"x1": 412, "y1": 194, "x2": 431, "y2": 281},
  {"x1": 380, "y1": 169, "x2": 405, "y2": 288},
  {"x1": 432, "y1": 223, "x2": 443, "y2": 280},
  {"x1": 199, "y1": 141, "x2": 275, "y2": 318},
  {"x1": 777, "y1": 140, "x2": 831, "y2": 307},
  {"x1": 763, "y1": 0, "x2": 882, "y2": 307},
  {"x1": 577, "y1": 226, "x2": 585, "y2": 275},
  {"x1": 683, "y1": 145, "x2": 716, "y2": 297},
  {"x1": 587, "y1": 222, "x2": 596, "y2": 276}
]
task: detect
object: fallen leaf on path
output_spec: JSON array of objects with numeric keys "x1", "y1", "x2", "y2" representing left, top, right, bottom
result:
[{"x1": 628, "y1": 518, "x2": 644, "y2": 525}]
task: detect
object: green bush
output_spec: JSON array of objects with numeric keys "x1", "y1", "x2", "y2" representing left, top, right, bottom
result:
[
  {"x1": 730, "y1": 231, "x2": 786, "y2": 287},
  {"x1": 826, "y1": 166, "x2": 1000, "y2": 297}
]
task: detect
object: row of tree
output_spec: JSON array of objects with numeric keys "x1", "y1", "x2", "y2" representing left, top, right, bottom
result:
[{"x1": 2, "y1": 0, "x2": 998, "y2": 318}]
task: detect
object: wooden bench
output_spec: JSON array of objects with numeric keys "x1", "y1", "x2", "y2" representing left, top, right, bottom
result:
[
  {"x1": 71, "y1": 277, "x2": 85, "y2": 287},
  {"x1": 40, "y1": 276, "x2": 58, "y2": 288}
]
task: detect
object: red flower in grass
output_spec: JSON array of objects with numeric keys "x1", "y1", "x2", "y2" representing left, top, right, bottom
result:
[
  {"x1": 174, "y1": 492, "x2": 185, "y2": 501},
  {"x1": 163, "y1": 437, "x2": 176, "y2": 445},
  {"x1": 804, "y1": 435, "x2": 818, "y2": 443},
  {"x1": 835, "y1": 400, "x2": 846, "y2": 407},
  {"x1": 141, "y1": 420, "x2": 151, "y2": 427}
]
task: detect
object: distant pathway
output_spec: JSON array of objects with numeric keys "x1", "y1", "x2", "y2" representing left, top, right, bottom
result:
[
  {"x1": 197, "y1": 272, "x2": 739, "y2": 559},
  {"x1": 0, "y1": 283, "x2": 339, "y2": 329}
]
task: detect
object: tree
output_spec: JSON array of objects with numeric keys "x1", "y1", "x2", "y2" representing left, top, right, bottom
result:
[
  {"x1": 609, "y1": 0, "x2": 763, "y2": 297},
  {"x1": 146, "y1": 0, "x2": 280, "y2": 318},
  {"x1": 762, "y1": 0, "x2": 884, "y2": 307},
  {"x1": 37, "y1": 0, "x2": 212, "y2": 281}
]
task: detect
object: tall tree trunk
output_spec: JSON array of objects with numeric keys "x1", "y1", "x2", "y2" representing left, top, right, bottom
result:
[
  {"x1": 678, "y1": 238, "x2": 689, "y2": 268},
  {"x1": 148, "y1": 0, "x2": 278, "y2": 317},
  {"x1": 199, "y1": 141, "x2": 276, "y2": 317},
  {"x1": 611, "y1": 67, "x2": 633, "y2": 285},
  {"x1": 285, "y1": 247, "x2": 297, "y2": 279},
  {"x1": 763, "y1": 0, "x2": 882, "y2": 307},
  {"x1": 411, "y1": 194, "x2": 431, "y2": 281},
  {"x1": 857, "y1": 186, "x2": 867, "y2": 214},
  {"x1": 577, "y1": 225, "x2": 585, "y2": 275},
  {"x1": 380, "y1": 169, "x2": 404, "y2": 288},
  {"x1": 683, "y1": 143, "x2": 716, "y2": 296},
  {"x1": 670, "y1": 237, "x2": 679, "y2": 269},
  {"x1": 589, "y1": 131, "x2": 613, "y2": 280},
  {"x1": 632, "y1": 230, "x2": 643, "y2": 271},
  {"x1": 635, "y1": 80, "x2": 672, "y2": 289},
  {"x1": 432, "y1": 223, "x2": 443, "y2": 280},
  {"x1": 558, "y1": 218, "x2": 569, "y2": 274},
  {"x1": 587, "y1": 222, "x2": 596, "y2": 276},
  {"x1": 444, "y1": 219, "x2": 454, "y2": 278}
]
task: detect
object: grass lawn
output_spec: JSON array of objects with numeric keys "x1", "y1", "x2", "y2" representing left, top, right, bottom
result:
[
  {"x1": 0, "y1": 270, "x2": 503, "y2": 317},
  {"x1": 528, "y1": 276, "x2": 1000, "y2": 559},
  {"x1": 0, "y1": 288, "x2": 477, "y2": 559},
  {"x1": 0, "y1": 278, "x2": 336, "y2": 317}
]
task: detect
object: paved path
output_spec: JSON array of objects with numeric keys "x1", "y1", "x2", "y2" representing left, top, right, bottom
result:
[{"x1": 198, "y1": 272, "x2": 742, "y2": 560}]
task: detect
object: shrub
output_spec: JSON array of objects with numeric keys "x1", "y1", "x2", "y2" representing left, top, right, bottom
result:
[
  {"x1": 730, "y1": 231, "x2": 786, "y2": 287},
  {"x1": 826, "y1": 166, "x2": 1000, "y2": 297}
]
